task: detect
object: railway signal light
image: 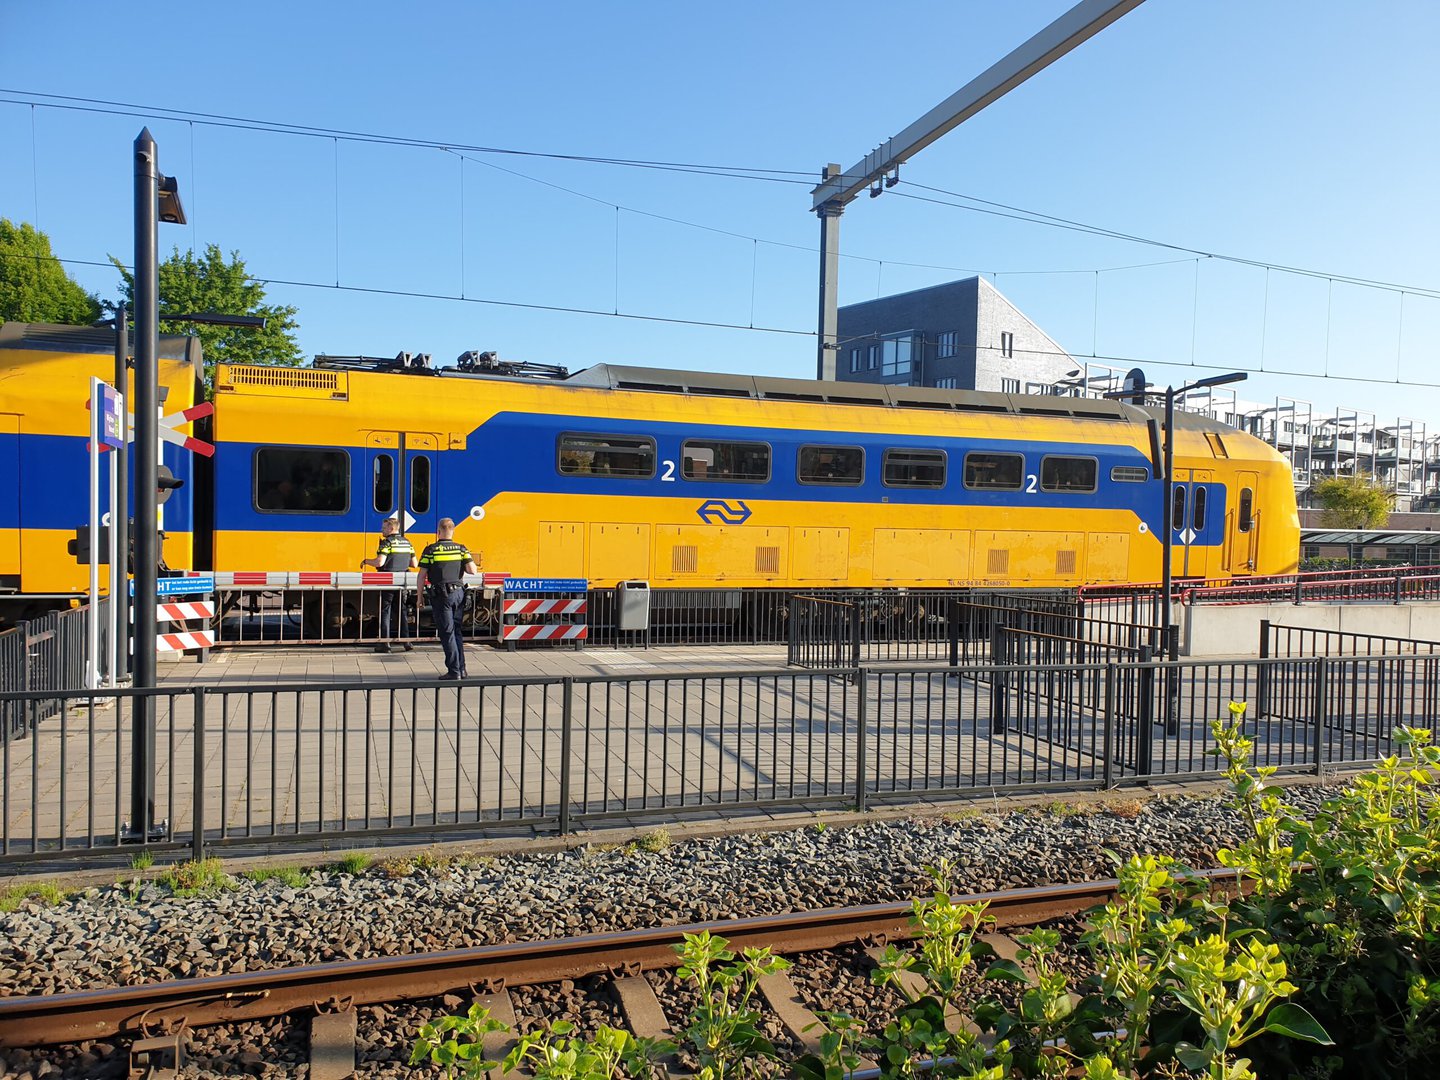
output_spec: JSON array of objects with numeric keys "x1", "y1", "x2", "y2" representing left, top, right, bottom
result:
[
  {"x1": 157, "y1": 465, "x2": 184, "y2": 505},
  {"x1": 68, "y1": 524, "x2": 109, "y2": 565}
]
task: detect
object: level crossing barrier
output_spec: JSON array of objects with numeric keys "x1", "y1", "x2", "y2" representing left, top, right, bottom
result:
[{"x1": 208, "y1": 571, "x2": 507, "y2": 646}]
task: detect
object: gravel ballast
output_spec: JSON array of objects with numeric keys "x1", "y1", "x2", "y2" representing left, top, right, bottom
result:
[{"x1": 0, "y1": 785, "x2": 1336, "y2": 1078}]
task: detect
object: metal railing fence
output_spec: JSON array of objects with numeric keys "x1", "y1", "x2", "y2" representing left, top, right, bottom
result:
[
  {"x1": 1185, "y1": 565, "x2": 1440, "y2": 606},
  {"x1": 1261, "y1": 620, "x2": 1440, "y2": 660},
  {"x1": 0, "y1": 604, "x2": 92, "y2": 738},
  {"x1": 4, "y1": 650, "x2": 1437, "y2": 865}
]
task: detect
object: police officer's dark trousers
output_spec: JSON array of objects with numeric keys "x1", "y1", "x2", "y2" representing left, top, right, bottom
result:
[
  {"x1": 379, "y1": 589, "x2": 410, "y2": 640},
  {"x1": 429, "y1": 584, "x2": 467, "y2": 677}
]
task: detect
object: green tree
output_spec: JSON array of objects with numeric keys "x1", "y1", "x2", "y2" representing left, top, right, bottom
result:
[
  {"x1": 1312, "y1": 472, "x2": 1395, "y2": 529},
  {"x1": 0, "y1": 218, "x2": 101, "y2": 324},
  {"x1": 111, "y1": 244, "x2": 302, "y2": 391}
]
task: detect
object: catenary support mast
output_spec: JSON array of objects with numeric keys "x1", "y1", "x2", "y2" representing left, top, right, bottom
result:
[{"x1": 812, "y1": 0, "x2": 1146, "y2": 380}]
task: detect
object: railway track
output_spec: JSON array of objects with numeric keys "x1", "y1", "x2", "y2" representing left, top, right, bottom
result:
[{"x1": 0, "y1": 873, "x2": 1238, "y2": 1076}]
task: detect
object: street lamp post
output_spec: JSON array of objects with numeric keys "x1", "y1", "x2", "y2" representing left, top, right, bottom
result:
[
  {"x1": 128, "y1": 127, "x2": 266, "y2": 841},
  {"x1": 1157, "y1": 372, "x2": 1247, "y2": 661}
]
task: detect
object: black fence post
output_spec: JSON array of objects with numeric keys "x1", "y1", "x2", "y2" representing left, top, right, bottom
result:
[
  {"x1": 1311, "y1": 656, "x2": 1327, "y2": 773},
  {"x1": 1136, "y1": 645, "x2": 1155, "y2": 778},
  {"x1": 948, "y1": 597, "x2": 959, "y2": 668},
  {"x1": 989, "y1": 615, "x2": 1009, "y2": 735},
  {"x1": 1102, "y1": 664, "x2": 1116, "y2": 788},
  {"x1": 850, "y1": 603, "x2": 862, "y2": 669},
  {"x1": 1256, "y1": 619, "x2": 1271, "y2": 720},
  {"x1": 854, "y1": 668, "x2": 869, "y2": 813},
  {"x1": 787, "y1": 597, "x2": 799, "y2": 666},
  {"x1": 558, "y1": 678, "x2": 574, "y2": 834},
  {"x1": 191, "y1": 686, "x2": 206, "y2": 862}
]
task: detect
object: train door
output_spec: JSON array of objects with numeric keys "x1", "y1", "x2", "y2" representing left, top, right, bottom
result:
[
  {"x1": 1228, "y1": 469, "x2": 1259, "y2": 574},
  {"x1": 363, "y1": 431, "x2": 440, "y2": 557},
  {"x1": 1172, "y1": 469, "x2": 1214, "y2": 579}
]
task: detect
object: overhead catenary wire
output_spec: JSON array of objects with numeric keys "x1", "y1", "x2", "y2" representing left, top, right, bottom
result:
[
  {"x1": 894, "y1": 181, "x2": 1440, "y2": 300},
  {"x1": 6, "y1": 87, "x2": 1438, "y2": 297},
  {"x1": 4, "y1": 246, "x2": 1439, "y2": 393}
]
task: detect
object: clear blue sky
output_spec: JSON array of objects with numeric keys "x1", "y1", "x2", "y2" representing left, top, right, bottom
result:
[{"x1": 3, "y1": 1, "x2": 1437, "y2": 426}]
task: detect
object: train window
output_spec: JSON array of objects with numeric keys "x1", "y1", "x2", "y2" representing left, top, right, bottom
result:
[
  {"x1": 1239, "y1": 487, "x2": 1254, "y2": 532},
  {"x1": 557, "y1": 433, "x2": 656, "y2": 478},
  {"x1": 1040, "y1": 456, "x2": 1097, "y2": 493},
  {"x1": 1172, "y1": 485, "x2": 1187, "y2": 529},
  {"x1": 963, "y1": 452, "x2": 1023, "y2": 490},
  {"x1": 254, "y1": 447, "x2": 349, "y2": 514},
  {"x1": 1111, "y1": 465, "x2": 1149, "y2": 483},
  {"x1": 410, "y1": 455, "x2": 431, "y2": 514},
  {"x1": 798, "y1": 445, "x2": 863, "y2": 486},
  {"x1": 372, "y1": 454, "x2": 394, "y2": 513},
  {"x1": 883, "y1": 448, "x2": 946, "y2": 488},
  {"x1": 682, "y1": 440, "x2": 770, "y2": 482},
  {"x1": 1193, "y1": 486, "x2": 1207, "y2": 530}
]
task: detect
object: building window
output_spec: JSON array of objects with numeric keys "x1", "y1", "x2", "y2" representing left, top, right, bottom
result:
[
  {"x1": 934, "y1": 377, "x2": 958, "y2": 389},
  {"x1": 883, "y1": 448, "x2": 946, "y2": 488},
  {"x1": 963, "y1": 452, "x2": 1024, "y2": 491},
  {"x1": 682, "y1": 439, "x2": 770, "y2": 482},
  {"x1": 1040, "y1": 455, "x2": 1098, "y2": 494},
  {"x1": 867, "y1": 343, "x2": 880, "y2": 370},
  {"x1": 937, "y1": 330, "x2": 960, "y2": 358},
  {"x1": 558, "y1": 433, "x2": 657, "y2": 478},
  {"x1": 1001, "y1": 378, "x2": 1021, "y2": 395},
  {"x1": 849, "y1": 348, "x2": 863, "y2": 374},
  {"x1": 1000, "y1": 331, "x2": 1014, "y2": 358},
  {"x1": 254, "y1": 447, "x2": 349, "y2": 513},
  {"x1": 798, "y1": 445, "x2": 863, "y2": 486},
  {"x1": 881, "y1": 334, "x2": 914, "y2": 378}
]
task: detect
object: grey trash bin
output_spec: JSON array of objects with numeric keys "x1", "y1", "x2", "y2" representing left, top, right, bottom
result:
[{"x1": 616, "y1": 580, "x2": 651, "y2": 632}]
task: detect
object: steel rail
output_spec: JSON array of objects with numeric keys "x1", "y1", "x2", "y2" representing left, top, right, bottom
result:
[{"x1": 0, "y1": 873, "x2": 1226, "y2": 1048}]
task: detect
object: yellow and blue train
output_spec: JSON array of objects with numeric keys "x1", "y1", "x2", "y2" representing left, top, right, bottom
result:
[
  {"x1": 1, "y1": 323, "x2": 1300, "y2": 625},
  {"x1": 0, "y1": 322, "x2": 202, "y2": 621}
]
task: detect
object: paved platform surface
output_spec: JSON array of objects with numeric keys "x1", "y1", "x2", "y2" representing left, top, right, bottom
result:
[{"x1": 160, "y1": 642, "x2": 796, "y2": 686}]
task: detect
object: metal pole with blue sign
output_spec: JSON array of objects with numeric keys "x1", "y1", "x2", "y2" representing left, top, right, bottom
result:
[{"x1": 88, "y1": 378, "x2": 125, "y2": 688}]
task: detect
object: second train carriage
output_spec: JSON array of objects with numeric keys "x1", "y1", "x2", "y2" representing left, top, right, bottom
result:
[{"x1": 208, "y1": 356, "x2": 1299, "y2": 594}]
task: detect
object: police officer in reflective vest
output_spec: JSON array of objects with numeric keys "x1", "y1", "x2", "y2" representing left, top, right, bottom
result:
[
  {"x1": 361, "y1": 516, "x2": 417, "y2": 653},
  {"x1": 416, "y1": 517, "x2": 478, "y2": 679}
]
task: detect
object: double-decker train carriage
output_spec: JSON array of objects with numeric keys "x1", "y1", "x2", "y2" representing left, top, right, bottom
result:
[
  {"x1": 208, "y1": 354, "x2": 1298, "y2": 591},
  {"x1": 1, "y1": 325, "x2": 1300, "y2": 628},
  {"x1": 0, "y1": 323, "x2": 202, "y2": 624}
]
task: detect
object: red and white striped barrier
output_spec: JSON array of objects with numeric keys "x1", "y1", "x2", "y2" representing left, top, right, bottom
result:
[
  {"x1": 501, "y1": 623, "x2": 588, "y2": 642},
  {"x1": 156, "y1": 600, "x2": 215, "y2": 621},
  {"x1": 212, "y1": 571, "x2": 509, "y2": 588},
  {"x1": 157, "y1": 629, "x2": 216, "y2": 652},
  {"x1": 502, "y1": 598, "x2": 587, "y2": 616},
  {"x1": 500, "y1": 594, "x2": 587, "y2": 645}
]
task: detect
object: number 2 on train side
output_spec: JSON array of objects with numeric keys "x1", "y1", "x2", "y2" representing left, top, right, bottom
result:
[
  {"x1": 1025, "y1": 474, "x2": 1037, "y2": 493},
  {"x1": 661, "y1": 460, "x2": 676, "y2": 481}
]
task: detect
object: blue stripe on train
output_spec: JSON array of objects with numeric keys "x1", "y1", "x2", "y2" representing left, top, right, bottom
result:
[
  {"x1": 10, "y1": 433, "x2": 195, "y2": 532},
  {"x1": 0, "y1": 428, "x2": 17, "y2": 530},
  {"x1": 213, "y1": 411, "x2": 1229, "y2": 546}
]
